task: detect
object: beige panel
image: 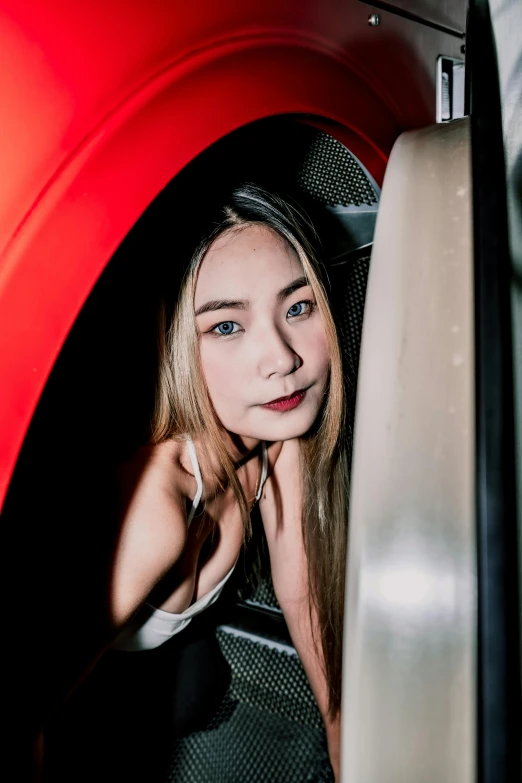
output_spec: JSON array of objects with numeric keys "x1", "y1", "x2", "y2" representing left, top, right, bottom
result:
[{"x1": 341, "y1": 119, "x2": 475, "y2": 783}]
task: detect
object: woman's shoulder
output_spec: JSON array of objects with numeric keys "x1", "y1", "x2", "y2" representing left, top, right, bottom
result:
[
  {"x1": 111, "y1": 439, "x2": 190, "y2": 626},
  {"x1": 117, "y1": 438, "x2": 191, "y2": 509},
  {"x1": 118, "y1": 437, "x2": 181, "y2": 471}
]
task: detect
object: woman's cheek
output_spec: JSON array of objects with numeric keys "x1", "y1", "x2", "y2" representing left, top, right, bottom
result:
[
  {"x1": 200, "y1": 344, "x2": 221, "y2": 396},
  {"x1": 200, "y1": 343, "x2": 245, "y2": 411},
  {"x1": 201, "y1": 350, "x2": 227, "y2": 398},
  {"x1": 303, "y1": 324, "x2": 330, "y2": 376}
]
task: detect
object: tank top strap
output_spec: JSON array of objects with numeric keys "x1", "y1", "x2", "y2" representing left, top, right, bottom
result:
[
  {"x1": 255, "y1": 441, "x2": 269, "y2": 501},
  {"x1": 184, "y1": 436, "x2": 203, "y2": 527},
  {"x1": 185, "y1": 436, "x2": 267, "y2": 516}
]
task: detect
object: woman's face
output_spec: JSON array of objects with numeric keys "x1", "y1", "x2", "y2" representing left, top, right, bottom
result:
[{"x1": 194, "y1": 224, "x2": 330, "y2": 445}]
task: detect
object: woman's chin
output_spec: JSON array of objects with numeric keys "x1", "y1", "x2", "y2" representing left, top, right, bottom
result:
[{"x1": 247, "y1": 406, "x2": 321, "y2": 443}]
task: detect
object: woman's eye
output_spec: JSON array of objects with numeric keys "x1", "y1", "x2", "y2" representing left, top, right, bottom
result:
[
  {"x1": 211, "y1": 321, "x2": 241, "y2": 336},
  {"x1": 287, "y1": 300, "x2": 313, "y2": 318}
]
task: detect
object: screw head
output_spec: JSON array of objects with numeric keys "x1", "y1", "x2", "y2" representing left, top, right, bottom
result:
[{"x1": 368, "y1": 13, "x2": 381, "y2": 27}]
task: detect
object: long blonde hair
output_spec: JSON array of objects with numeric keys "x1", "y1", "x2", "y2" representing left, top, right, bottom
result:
[{"x1": 153, "y1": 184, "x2": 349, "y2": 715}]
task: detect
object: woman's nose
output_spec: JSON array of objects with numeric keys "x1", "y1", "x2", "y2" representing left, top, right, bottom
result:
[{"x1": 257, "y1": 327, "x2": 302, "y2": 379}]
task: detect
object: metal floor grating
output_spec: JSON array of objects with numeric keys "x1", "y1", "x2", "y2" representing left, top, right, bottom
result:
[{"x1": 166, "y1": 628, "x2": 334, "y2": 782}]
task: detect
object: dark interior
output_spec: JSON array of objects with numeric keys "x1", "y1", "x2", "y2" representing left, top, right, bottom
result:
[{"x1": 3, "y1": 116, "x2": 378, "y2": 782}]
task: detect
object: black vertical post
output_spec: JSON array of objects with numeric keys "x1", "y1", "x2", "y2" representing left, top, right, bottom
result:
[{"x1": 469, "y1": 1, "x2": 521, "y2": 781}]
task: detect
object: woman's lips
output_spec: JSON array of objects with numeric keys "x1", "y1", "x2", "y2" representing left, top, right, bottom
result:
[{"x1": 261, "y1": 389, "x2": 306, "y2": 412}]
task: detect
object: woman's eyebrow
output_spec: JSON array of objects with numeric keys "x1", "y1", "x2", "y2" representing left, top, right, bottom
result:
[
  {"x1": 194, "y1": 277, "x2": 309, "y2": 317},
  {"x1": 277, "y1": 276, "x2": 309, "y2": 301},
  {"x1": 195, "y1": 299, "x2": 248, "y2": 317}
]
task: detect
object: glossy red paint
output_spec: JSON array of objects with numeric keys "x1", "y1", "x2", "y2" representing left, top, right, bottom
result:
[{"x1": 0, "y1": 0, "x2": 462, "y2": 506}]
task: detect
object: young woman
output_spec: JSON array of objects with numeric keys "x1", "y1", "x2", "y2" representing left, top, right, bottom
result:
[{"x1": 101, "y1": 183, "x2": 349, "y2": 780}]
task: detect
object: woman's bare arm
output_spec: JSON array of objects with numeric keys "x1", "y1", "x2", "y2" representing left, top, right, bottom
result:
[
  {"x1": 259, "y1": 438, "x2": 341, "y2": 780},
  {"x1": 111, "y1": 443, "x2": 187, "y2": 627}
]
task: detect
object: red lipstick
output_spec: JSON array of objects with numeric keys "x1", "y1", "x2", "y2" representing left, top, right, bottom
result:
[{"x1": 262, "y1": 389, "x2": 306, "y2": 412}]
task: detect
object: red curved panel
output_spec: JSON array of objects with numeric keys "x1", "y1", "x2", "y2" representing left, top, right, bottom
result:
[{"x1": 0, "y1": 0, "x2": 462, "y2": 506}]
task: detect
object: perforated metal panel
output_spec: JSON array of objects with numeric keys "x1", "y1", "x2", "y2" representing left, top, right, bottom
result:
[
  {"x1": 332, "y1": 255, "x2": 371, "y2": 381},
  {"x1": 246, "y1": 577, "x2": 280, "y2": 611},
  {"x1": 217, "y1": 630, "x2": 320, "y2": 727},
  {"x1": 167, "y1": 629, "x2": 334, "y2": 782},
  {"x1": 296, "y1": 131, "x2": 378, "y2": 207}
]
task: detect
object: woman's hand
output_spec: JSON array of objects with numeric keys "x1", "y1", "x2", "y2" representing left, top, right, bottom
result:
[{"x1": 325, "y1": 712, "x2": 341, "y2": 781}]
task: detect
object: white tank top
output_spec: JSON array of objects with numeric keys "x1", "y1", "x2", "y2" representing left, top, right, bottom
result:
[{"x1": 111, "y1": 437, "x2": 269, "y2": 651}]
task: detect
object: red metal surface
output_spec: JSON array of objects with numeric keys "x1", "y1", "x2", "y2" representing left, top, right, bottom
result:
[{"x1": 0, "y1": 0, "x2": 461, "y2": 506}]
